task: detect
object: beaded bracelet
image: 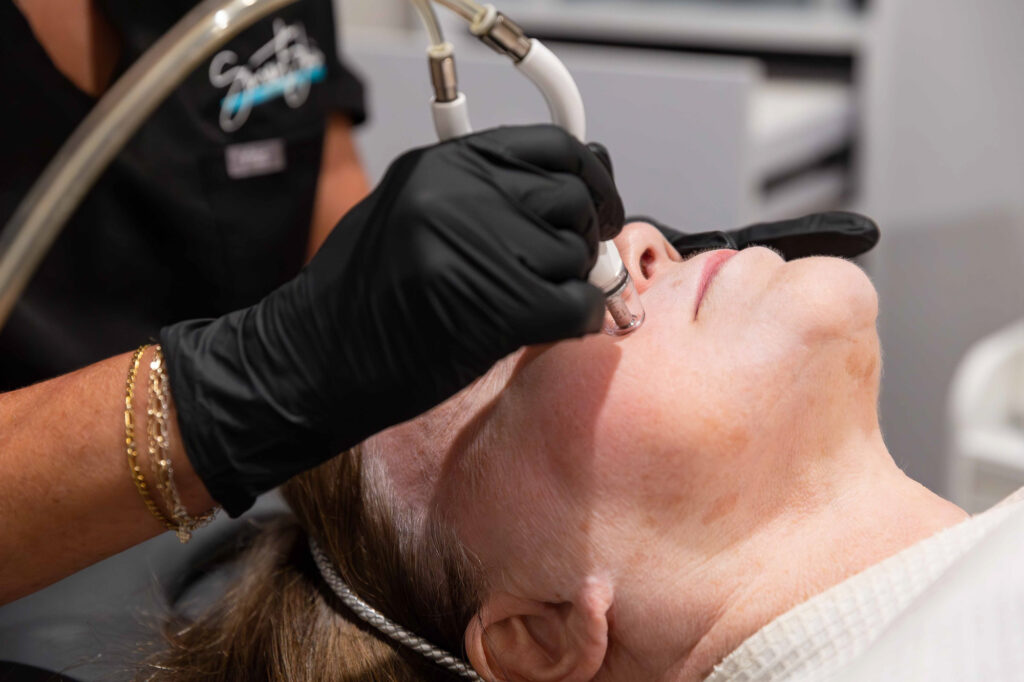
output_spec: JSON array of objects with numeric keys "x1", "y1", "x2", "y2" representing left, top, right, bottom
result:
[{"x1": 146, "y1": 345, "x2": 217, "y2": 543}]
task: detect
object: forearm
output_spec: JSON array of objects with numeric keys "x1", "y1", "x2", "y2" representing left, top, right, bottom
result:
[
  {"x1": 306, "y1": 113, "x2": 370, "y2": 260},
  {"x1": 0, "y1": 347, "x2": 214, "y2": 604}
]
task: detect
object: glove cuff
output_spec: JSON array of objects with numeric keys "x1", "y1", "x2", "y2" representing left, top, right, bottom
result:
[{"x1": 159, "y1": 313, "x2": 337, "y2": 517}]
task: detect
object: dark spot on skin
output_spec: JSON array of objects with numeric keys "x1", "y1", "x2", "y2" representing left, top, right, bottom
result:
[
  {"x1": 666, "y1": 491, "x2": 687, "y2": 508},
  {"x1": 701, "y1": 414, "x2": 753, "y2": 456},
  {"x1": 722, "y1": 427, "x2": 752, "y2": 454},
  {"x1": 701, "y1": 491, "x2": 740, "y2": 526},
  {"x1": 845, "y1": 350, "x2": 878, "y2": 383}
]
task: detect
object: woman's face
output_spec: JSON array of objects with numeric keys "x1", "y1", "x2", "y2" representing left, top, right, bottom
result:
[{"x1": 373, "y1": 221, "x2": 881, "y2": 587}]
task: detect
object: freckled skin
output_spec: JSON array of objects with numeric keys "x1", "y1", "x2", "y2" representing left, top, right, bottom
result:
[
  {"x1": 846, "y1": 344, "x2": 880, "y2": 384},
  {"x1": 378, "y1": 222, "x2": 882, "y2": 570},
  {"x1": 701, "y1": 491, "x2": 740, "y2": 526},
  {"x1": 368, "y1": 222, "x2": 913, "y2": 681},
  {"x1": 470, "y1": 234, "x2": 878, "y2": 557}
]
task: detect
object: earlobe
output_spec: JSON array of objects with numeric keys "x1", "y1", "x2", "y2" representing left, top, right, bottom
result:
[{"x1": 464, "y1": 580, "x2": 613, "y2": 682}]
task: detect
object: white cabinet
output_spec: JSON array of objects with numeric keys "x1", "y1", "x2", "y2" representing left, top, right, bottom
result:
[{"x1": 490, "y1": 0, "x2": 865, "y2": 55}]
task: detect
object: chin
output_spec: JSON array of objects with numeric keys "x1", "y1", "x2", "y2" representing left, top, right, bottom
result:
[{"x1": 783, "y1": 256, "x2": 879, "y2": 342}]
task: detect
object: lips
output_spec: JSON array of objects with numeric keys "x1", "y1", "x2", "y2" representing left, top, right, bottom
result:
[{"x1": 694, "y1": 250, "x2": 738, "y2": 317}]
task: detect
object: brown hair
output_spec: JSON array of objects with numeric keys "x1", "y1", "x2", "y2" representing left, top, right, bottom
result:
[{"x1": 138, "y1": 445, "x2": 485, "y2": 681}]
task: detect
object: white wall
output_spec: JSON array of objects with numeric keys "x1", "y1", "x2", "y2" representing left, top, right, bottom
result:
[
  {"x1": 862, "y1": 0, "x2": 1024, "y2": 494},
  {"x1": 335, "y1": 0, "x2": 411, "y2": 31},
  {"x1": 863, "y1": 0, "x2": 1024, "y2": 226}
]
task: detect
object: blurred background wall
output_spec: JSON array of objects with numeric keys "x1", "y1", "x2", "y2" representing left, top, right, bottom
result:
[
  {"x1": 861, "y1": 0, "x2": 1024, "y2": 500},
  {"x1": 335, "y1": 0, "x2": 1024, "y2": 502}
]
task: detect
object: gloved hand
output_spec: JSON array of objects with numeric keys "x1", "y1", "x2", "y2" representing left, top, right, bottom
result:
[
  {"x1": 629, "y1": 212, "x2": 880, "y2": 261},
  {"x1": 161, "y1": 125, "x2": 624, "y2": 516}
]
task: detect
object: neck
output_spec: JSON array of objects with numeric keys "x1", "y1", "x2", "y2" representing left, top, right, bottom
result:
[
  {"x1": 605, "y1": 429, "x2": 967, "y2": 682},
  {"x1": 17, "y1": 0, "x2": 121, "y2": 97}
]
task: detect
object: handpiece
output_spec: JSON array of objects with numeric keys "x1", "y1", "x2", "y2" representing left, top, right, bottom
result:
[
  {"x1": 509, "y1": 34, "x2": 645, "y2": 336},
  {"x1": 588, "y1": 242, "x2": 645, "y2": 335},
  {"x1": 425, "y1": 2, "x2": 646, "y2": 336}
]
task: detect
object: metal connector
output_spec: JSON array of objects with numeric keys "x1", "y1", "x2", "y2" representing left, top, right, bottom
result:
[
  {"x1": 474, "y1": 12, "x2": 531, "y2": 62},
  {"x1": 428, "y1": 45, "x2": 459, "y2": 103}
]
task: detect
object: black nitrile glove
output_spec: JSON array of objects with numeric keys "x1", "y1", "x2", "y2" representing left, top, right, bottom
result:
[
  {"x1": 629, "y1": 212, "x2": 880, "y2": 261},
  {"x1": 161, "y1": 125, "x2": 624, "y2": 515}
]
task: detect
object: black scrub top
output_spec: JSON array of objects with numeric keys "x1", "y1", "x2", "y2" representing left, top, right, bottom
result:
[{"x1": 0, "y1": 0, "x2": 366, "y2": 391}]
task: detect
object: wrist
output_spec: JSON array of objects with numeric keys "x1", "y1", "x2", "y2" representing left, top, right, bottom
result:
[
  {"x1": 158, "y1": 350, "x2": 217, "y2": 518},
  {"x1": 123, "y1": 344, "x2": 218, "y2": 541},
  {"x1": 159, "y1": 310, "x2": 339, "y2": 516}
]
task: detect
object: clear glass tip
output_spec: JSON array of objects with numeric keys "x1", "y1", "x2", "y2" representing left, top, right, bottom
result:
[{"x1": 602, "y1": 272, "x2": 645, "y2": 336}]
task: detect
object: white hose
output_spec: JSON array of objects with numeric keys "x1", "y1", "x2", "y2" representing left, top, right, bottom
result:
[
  {"x1": 409, "y1": 0, "x2": 445, "y2": 48},
  {"x1": 431, "y1": 0, "x2": 484, "y2": 22},
  {"x1": 432, "y1": 93, "x2": 473, "y2": 141},
  {"x1": 515, "y1": 39, "x2": 586, "y2": 141}
]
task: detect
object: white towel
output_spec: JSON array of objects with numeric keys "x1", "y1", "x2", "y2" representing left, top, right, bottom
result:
[{"x1": 705, "y1": 488, "x2": 1024, "y2": 682}]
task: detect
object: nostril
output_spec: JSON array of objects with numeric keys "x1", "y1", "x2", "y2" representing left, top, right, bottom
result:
[{"x1": 640, "y1": 248, "x2": 656, "y2": 281}]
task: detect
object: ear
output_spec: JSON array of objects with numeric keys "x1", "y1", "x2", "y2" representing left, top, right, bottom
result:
[{"x1": 464, "y1": 579, "x2": 613, "y2": 682}]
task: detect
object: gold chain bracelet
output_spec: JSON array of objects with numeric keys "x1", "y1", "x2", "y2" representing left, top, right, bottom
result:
[{"x1": 125, "y1": 345, "x2": 177, "y2": 531}]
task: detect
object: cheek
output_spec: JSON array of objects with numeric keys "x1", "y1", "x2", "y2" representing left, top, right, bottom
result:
[
  {"x1": 615, "y1": 336, "x2": 788, "y2": 462},
  {"x1": 597, "y1": 259, "x2": 863, "y2": 466},
  {"x1": 501, "y1": 338, "x2": 628, "y2": 473},
  {"x1": 625, "y1": 278, "x2": 799, "y2": 420},
  {"x1": 579, "y1": 319, "x2": 778, "y2": 498},
  {"x1": 502, "y1": 255, "x2": 879, "y2": 475}
]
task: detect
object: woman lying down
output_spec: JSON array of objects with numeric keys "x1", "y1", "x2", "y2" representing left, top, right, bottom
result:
[{"x1": 141, "y1": 221, "x2": 1024, "y2": 682}]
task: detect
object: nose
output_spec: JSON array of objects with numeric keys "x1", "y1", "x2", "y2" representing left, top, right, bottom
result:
[{"x1": 614, "y1": 221, "x2": 682, "y2": 294}]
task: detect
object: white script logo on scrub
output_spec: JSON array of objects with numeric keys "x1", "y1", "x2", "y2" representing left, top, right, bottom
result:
[{"x1": 209, "y1": 19, "x2": 326, "y2": 133}]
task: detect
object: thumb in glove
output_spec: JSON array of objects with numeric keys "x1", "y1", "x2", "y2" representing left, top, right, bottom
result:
[{"x1": 628, "y1": 212, "x2": 880, "y2": 261}]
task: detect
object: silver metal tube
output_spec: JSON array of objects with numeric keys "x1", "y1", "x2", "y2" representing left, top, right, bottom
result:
[
  {"x1": 476, "y1": 12, "x2": 530, "y2": 62},
  {"x1": 429, "y1": 47, "x2": 459, "y2": 103},
  {"x1": 0, "y1": 0, "x2": 299, "y2": 329}
]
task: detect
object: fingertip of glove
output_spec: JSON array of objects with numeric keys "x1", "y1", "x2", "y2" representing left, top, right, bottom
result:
[
  {"x1": 584, "y1": 142, "x2": 625, "y2": 242},
  {"x1": 823, "y1": 211, "x2": 882, "y2": 252},
  {"x1": 518, "y1": 279, "x2": 606, "y2": 344},
  {"x1": 599, "y1": 204, "x2": 626, "y2": 243},
  {"x1": 559, "y1": 280, "x2": 607, "y2": 337},
  {"x1": 587, "y1": 142, "x2": 614, "y2": 179},
  {"x1": 845, "y1": 211, "x2": 881, "y2": 244}
]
